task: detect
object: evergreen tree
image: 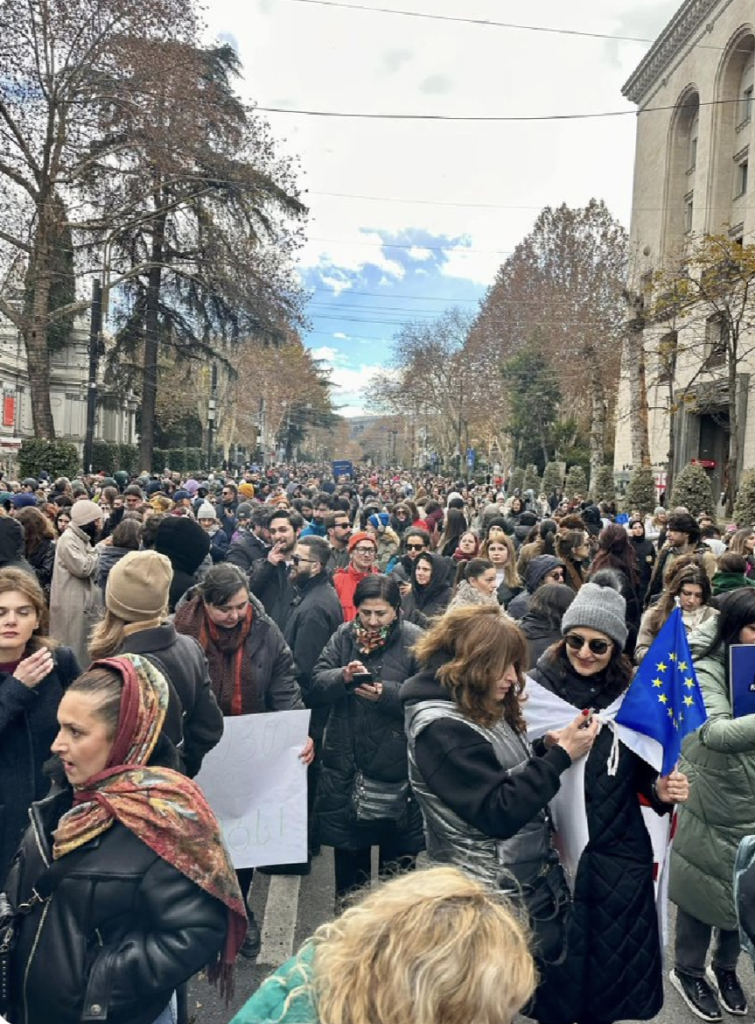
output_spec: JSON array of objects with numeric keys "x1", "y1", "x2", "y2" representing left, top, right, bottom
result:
[
  {"x1": 669, "y1": 464, "x2": 715, "y2": 518},
  {"x1": 591, "y1": 465, "x2": 616, "y2": 504},
  {"x1": 523, "y1": 464, "x2": 542, "y2": 493},
  {"x1": 508, "y1": 467, "x2": 525, "y2": 494},
  {"x1": 623, "y1": 466, "x2": 657, "y2": 516},
  {"x1": 565, "y1": 465, "x2": 588, "y2": 500},
  {"x1": 542, "y1": 461, "x2": 564, "y2": 496},
  {"x1": 733, "y1": 470, "x2": 755, "y2": 527}
]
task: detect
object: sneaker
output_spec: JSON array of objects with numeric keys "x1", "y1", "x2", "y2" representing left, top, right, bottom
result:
[
  {"x1": 706, "y1": 965, "x2": 748, "y2": 1015},
  {"x1": 669, "y1": 969, "x2": 722, "y2": 1022},
  {"x1": 238, "y1": 912, "x2": 261, "y2": 960}
]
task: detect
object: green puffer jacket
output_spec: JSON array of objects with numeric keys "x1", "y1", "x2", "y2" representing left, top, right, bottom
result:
[
  {"x1": 229, "y1": 944, "x2": 317, "y2": 1024},
  {"x1": 669, "y1": 616, "x2": 755, "y2": 929}
]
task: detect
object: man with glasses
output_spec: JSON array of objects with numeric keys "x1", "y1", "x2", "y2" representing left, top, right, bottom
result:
[
  {"x1": 325, "y1": 511, "x2": 352, "y2": 571},
  {"x1": 507, "y1": 555, "x2": 567, "y2": 620},
  {"x1": 333, "y1": 531, "x2": 379, "y2": 621},
  {"x1": 215, "y1": 481, "x2": 239, "y2": 541},
  {"x1": 123, "y1": 484, "x2": 144, "y2": 511},
  {"x1": 249, "y1": 509, "x2": 302, "y2": 631}
]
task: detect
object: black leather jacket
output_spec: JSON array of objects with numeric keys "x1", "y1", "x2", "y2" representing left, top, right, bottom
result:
[{"x1": 4, "y1": 786, "x2": 228, "y2": 1024}]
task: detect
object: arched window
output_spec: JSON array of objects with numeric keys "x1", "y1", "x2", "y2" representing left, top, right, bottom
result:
[
  {"x1": 663, "y1": 89, "x2": 700, "y2": 248},
  {"x1": 709, "y1": 31, "x2": 754, "y2": 228}
]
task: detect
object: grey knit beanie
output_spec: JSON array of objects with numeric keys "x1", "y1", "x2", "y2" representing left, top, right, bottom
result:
[{"x1": 561, "y1": 582, "x2": 628, "y2": 648}]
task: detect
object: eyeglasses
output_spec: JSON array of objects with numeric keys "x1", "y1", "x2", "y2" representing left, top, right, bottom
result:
[
  {"x1": 334, "y1": 523, "x2": 350, "y2": 529},
  {"x1": 353, "y1": 547, "x2": 376, "y2": 555},
  {"x1": 291, "y1": 554, "x2": 318, "y2": 565},
  {"x1": 564, "y1": 634, "x2": 612, "y2": 655},
  {"x1": 406, "y1": 543, "x2": 426, "y2": 551}
]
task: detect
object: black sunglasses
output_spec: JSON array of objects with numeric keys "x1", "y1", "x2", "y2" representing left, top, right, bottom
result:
[
  {"x1": 291, "y1": 554, "x2": 318, "y2": 565},
  {"x1": 564, "y1": 633, "x2": 612, "y2": 655},
  {"x1": 406, "y1": 543, "x2": 425, "y2": 551}
]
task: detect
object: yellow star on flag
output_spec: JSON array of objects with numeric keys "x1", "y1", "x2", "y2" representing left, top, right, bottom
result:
[
  {"x1": 667, "y1": 707, "x2": 674, "y2": 718},
  {"x1": 652, "y1": 678, "x2": 663, "y2": 688},
  {"x1": 678, "y1": 661, "x2": 688, "y2": 672},
  {"x1": 658, "y1": 693, "x2": 668, "y2": 704},
  {"x1": 657, "y1": 662, "x2": 668, "y2": 673},
  {"x1": 683, "y1": 695, "x2": 695, "y2": 706},
  {"x1": 684, "y1": 678, "x2": 695, "y2": 689},
  {"x1": 669, "y1": 653, "x2": 677, "y2": 662}
]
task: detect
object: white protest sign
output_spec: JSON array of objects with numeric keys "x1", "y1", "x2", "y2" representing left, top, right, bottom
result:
[{"x1": 195, "y1": 709, "x2": 311, "y2": 869}]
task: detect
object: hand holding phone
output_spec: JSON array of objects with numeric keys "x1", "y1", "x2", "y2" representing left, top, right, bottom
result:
[{"x1": 346, "y1": 671, "x2": 373, "y2": 691}]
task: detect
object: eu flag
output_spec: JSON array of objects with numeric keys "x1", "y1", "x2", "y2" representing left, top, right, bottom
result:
[{"x1": 616, "y1": 606, "x2": 707, "y2": 774}]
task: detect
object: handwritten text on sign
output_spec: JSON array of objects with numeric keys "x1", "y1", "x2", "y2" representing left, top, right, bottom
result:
[{"x1": 195, "y1": 709, "x2": 311, "y2": 869}]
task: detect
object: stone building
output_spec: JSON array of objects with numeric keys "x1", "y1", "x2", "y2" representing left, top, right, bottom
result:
[
  {"x1": 0, "y1": 321, "x2": 137, "y2": 472},
  {"x1": 615, "y1": 0, "x2": 754, "y2": 502}
]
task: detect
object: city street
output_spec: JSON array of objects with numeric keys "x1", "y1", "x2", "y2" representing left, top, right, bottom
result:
[{"x1": 189, "y1": 848, "x2": 755, "y2": 1024}]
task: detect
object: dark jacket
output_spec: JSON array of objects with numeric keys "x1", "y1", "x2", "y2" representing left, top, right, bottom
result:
[
  {"x1": 528, "y1": 650, "x2": 667, "y2": 1024},
  {"x1": 496, "y1": 578, "x2": 522, "y2": 609},
  {"x1": 518, "y1": 613, "x2": 561, "y2": 670},
  {"x1": 0, "y1": 517, "x2": 34, "y2": 576},
  {"x1": 0, "y1": 646, "x2": 80, "y2": 887},
  {"x1": 207, "y1": 527, "x2": 229, "y2": 564},
  {"x1": 26, "y1": 538, "x2": 55, "y2": 599},
  {"x1": 155, "y1": 517, "x2": 211, "y2": 613},
  {"x1": 283, "y1": 572, "x2": 343, "y2": 743},
  {"x1": 630, "y1": 536, "x2": 656, "y2": 603},
  {"x1": 401, "y1": 553, "x2": 452, "y2": 628},
  {"x1": 214, "y1": 501, "x2": 238, "y2": 541},
  {"x1": 5, "y1": 786, "x2": 227, "y2": 1024},
  {"x1": 310, "y1": 618, "x2": 424, "y2": 852},
  {"x1": 226, "y1": 530, "x2": 269, "y2": 574},
  {"x1": 249, "y1": 558, "x2": 296, "y2": 632},
  {"x1": 97, "y1": 543, "x2": 137, "y2": 597},
  {"x1": 507, "y1": 555, "x2": 564, "y2": 620},
  {"x1": 118, "y1": 623, "x2": 224, "y2": 778}
]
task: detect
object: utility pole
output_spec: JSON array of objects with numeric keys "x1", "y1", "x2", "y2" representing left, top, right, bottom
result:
[
  {"x1": 83, "y1": 278, "x2": 102, "y2": 474},
  {"x1": 206, "y1": 363, "x2": 217, "y2": 473}
]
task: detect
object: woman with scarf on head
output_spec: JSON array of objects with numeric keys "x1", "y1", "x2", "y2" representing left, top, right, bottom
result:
[
  {"x1": 1, "y1": 653, "x2": 246, "y2": 1024},
  {"x1": 174, "y1": 563, "x2": 312, "y2": 960},
  {"x1": 401, "y1": 552, "x2": 453, "y2": 628},
  {"x1": 310, "y1": 575, "x2": 424, "y2": 908},
  {"x1": 627, "y1": 518, "x2": 657, "y2": 605}
]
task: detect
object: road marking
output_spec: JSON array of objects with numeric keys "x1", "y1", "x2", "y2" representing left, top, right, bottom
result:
[{"x1": 257, "y1": 874, "x2": 302, "y2": 966}]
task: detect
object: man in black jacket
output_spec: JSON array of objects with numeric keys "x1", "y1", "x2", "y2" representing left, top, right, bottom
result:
[
  {"x1": 226, "y1": 503, "x2": 270, "y2": 572},
  {"x1": 248, "y1": 509, "x2": 301, "y2": 630}
]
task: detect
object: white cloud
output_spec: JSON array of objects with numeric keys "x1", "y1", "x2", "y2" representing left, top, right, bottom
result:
[
  {"x1": 333, "y1": 331, "x2": 348, "y2": 339},
  {"x1": 407, "y1": 246, "x2": 433, "y2": 261},
  {"x1": 310, "y1": 346, "x2": 350, "y2": 364}
]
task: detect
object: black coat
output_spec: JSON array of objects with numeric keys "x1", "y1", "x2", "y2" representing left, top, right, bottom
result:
[
  {"x1": 401, "y1": 553, "x2": 452, "y2": 627},
  {"x1": 283, "y1": 572, "x2": 343, "y2": 743},
  {"x1": 528, "y1": 652, "x2": 667, "y2": 1024},
  {"x1": 226, "y1": 530, "x2": 269, "y2": 573},
  {"x1": 0, "y1": 645, "x2": 80, "y2": 888},
  {"x1": 310, "y1": 618, "x2": 425, "y2": 852},
  {"x1": 118, "y1": 623, "x2": 224, "y2": 778},
  {"x1": 630, "y1": 536, "x2": 656, "y2": 603},
  {"x1": 5, "y1": 787, "x2": 227, "y2": 1024},
  {"x1": 249, "y1": 558, "x2": 297, "y2": 631},
  {"x1": 518, "y1": 613, "x2": 561, "y2": 670},
  {"x1": 27, "y1": 539, "x2": 55, "y2": 599}
]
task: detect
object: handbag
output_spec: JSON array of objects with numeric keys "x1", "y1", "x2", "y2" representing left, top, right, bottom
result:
[
  {"x1": 508, "y1": 859, "x2": 572, "y2": 967},
  {"x1": 350, "y1": 771, "x2": 410, "y2": 826}
]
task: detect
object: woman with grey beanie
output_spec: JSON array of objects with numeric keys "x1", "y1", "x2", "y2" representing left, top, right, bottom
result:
[{"x1": 526, "y1": 580, "x2": 689, "y2": 1024}]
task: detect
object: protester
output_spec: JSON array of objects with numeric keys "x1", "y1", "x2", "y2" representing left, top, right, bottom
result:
[
  {"x1": 310, "y1": 575, "x2": 423, "y2": 906},
  {"x1": 448, "y1": 558, "x2": 500, "y2": 610},
  {"x1": 365, "y1": 512, "x2": 400, "y2": 571},
  {"x1": 228, "y1": 866, "x2": 536, "y2": 1024},
  {"x1": 554, "y1": 528, "x2": 589, "y2": 592},
  {"x1": 333, "y1": 531, "x2": 380, "y2": 622},
  {"x1": 402, "y1": 605, "x2": 596, "y2": 1022},
  {"x1": 226, "y1": 504, "x2": 270, "y2": 572},
  {"x1": 48, "y1": 498, "x2": 103, "y2": 666},
  {"x1": 155, "y1": 515, "x2": 212, "y2": 613},
  {"x1": 400, "y1": 551, "x2": 453, "y2": 627},
  {"x1": 248, "y1": 509, "x2": 300, "y2": 631},
  {"x1": 97, "y1": 516, "x2": 141, "y2": 596},
  {"x1": 647, "y1": 512, "x2": 717, "y2": 605},
  {"x1": 2, "y1": 654, "x2": 246, "y2": 1024},
  {"x1": 14, "y1": 505, "x2": 56, "y2": 600},
  {"x1": 480, "y1": 533, "x2": 522, "y2": 608},
  {"x1": 669, "y1": 589, "x2": 755, "y2": 1020},
  {"x1": 628, "y1": 518, "x2": 657, "y2": 603},
  {"x1": 518, "y1": 581, "x2": 576, "y2": 670},
  {"x1": 197, "y1": 502, "x2": 230, "y2": 563},
  {"x1": 712, "y1": 551, "x2": 755, "y2": 598},
  {"x1": 507, "y1": 554, "x2": 565, "y2": 620},
  {"x1": 728, "y1": 528, "x2": 755, "y2": 579},
  {"x1": 635, "y1": 558, "x2": 716, "y2": 663}
]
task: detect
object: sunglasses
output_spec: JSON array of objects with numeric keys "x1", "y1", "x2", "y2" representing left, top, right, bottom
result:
[
  {"x1": 406, "y1": 543, "x2": 426, "y2": 551},
  {"x1": 564, "y1": 633, "x2": 612, "y2": 656},
  {"x1": 291, "y1": 554, "x2": 318, "y2": 565}
]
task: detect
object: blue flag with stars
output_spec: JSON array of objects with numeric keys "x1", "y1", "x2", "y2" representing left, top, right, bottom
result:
[{"x1": 616, "y1": 606, "x2": 707, "y2": 775}]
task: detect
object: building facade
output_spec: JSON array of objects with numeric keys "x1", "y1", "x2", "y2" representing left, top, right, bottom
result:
[
  {"x1": 0, "y1": 321, "x2": 137, "y2": 472},
  {"x1": 615, "y1": 0, "x2": 754, "y2": 501}
]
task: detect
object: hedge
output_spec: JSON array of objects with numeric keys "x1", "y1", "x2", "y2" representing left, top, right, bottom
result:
[{"x1": 18, "y1": 439, "x2": 80, "y2": 480}]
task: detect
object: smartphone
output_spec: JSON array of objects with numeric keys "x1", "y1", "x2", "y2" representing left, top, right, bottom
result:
[{"x1": 346, "y1": 671, "x2": 373, "y2": 691}]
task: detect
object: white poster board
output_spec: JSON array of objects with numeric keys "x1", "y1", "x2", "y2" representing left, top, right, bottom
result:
[{"x1": 195, "y1": 709, "x2": 311, "y2": 869}]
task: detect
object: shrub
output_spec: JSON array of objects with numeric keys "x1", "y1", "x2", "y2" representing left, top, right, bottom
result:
[
  {"x1": 167, "y1": 448, "x2": 185, "y2": 473},
  {"x1": 733, "y1": 469, "x2": 755, "y2": 527},
  {"x1": 507, "y1": 467, "x2": 525, "y2": 494},
  {"x1": 18, "y1": 438, "x2": 80, "y2": 480},
  {"x1": 184, "y1": 447, "x2": 204, "y2": 473},
  {"x1": 152, "y1": 448, "x2": 169, "y2": 473},
  {"x1": 91, "y1": 440, "x2": 115, "y2": 475},
  {"x1": 591, "y1": 465, "x2": 616, "y2": 505},
  {"x1": 623, "y1": 466, "x2": 657, "y2": 516},
  {"x1": 118, "y1": 444, "x2": 139, "y2": 476},
  {"x1": 542, "y1": 461, "x2": 564, "y2": 496},
  {"x1": 523, "y1": 464, "x2": 541, "y2": 493},
  {"x1": 565, "y1": 465, "x2": 588, "y2": 500},
  {"x1": 669, "y1": 463, "x2": 715, "y2": 518}
]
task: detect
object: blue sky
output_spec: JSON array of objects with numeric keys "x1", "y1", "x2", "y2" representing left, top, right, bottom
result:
[{"x1": 207, "y1": 0, "x2": 680, "y2": 414}]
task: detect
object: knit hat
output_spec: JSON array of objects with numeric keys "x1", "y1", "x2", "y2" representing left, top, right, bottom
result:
[
  {"x1": 106, "y1": 550, "x2": 173, "y2": 622},
  {"x1": 11, "y1": 493, "x2": 37, "y2": 509},
  {"x1": 71, "y1": 499, "x2": 103, "y2": 527},
  {"x1": 368, "y1": 512, "x2": 390, "y2": 532},
  {"x1": 173, "y1": 489, "x2": 191, "y2": 502},
  {"x1": 197, "y1": 502, "x2": 217, "y2": 520},
  {"x1": 348, "y1": 530, "x2": 376, "y2": 553},
  {"x1": 236, "y1": 502, "x2": 254, "y2": 519},
  {"x1": 561, "y1": 581, "x2": 628, "y2": 649},
  {"x1": 238, "y1": 482, "x2": 255, "y2": 500},
  {"x1": 184, "y1": 479, "x2": 200, "y2": 496}
]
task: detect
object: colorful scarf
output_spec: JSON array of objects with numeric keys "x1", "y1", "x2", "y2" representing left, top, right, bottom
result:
[
  {"x1": 353, "y1": 615, "x2": 398, "y2": 656},
  {"x1": 53, "y1": 654, "x2": 246, "y2": 999},
  {"x1": 175, "y1": 596, "x2": 258, "y2": 715}
]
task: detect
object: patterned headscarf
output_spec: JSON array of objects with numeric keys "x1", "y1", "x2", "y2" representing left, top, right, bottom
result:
[{"x1": 52, "y1": 654, "x2": 246, "y2": 998}]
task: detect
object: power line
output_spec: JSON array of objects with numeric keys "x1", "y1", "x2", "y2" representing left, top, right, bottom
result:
[{"x1": 308, "y1": 235, "x2": 511, "y2": 254}]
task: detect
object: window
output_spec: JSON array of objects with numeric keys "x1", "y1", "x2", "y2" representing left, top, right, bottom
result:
[
  {"x1": 735, "y1": 158, "x2": 749, "y2": 197},
  {"x1": 739, "y1": 58, "x2": 754, "y2": 126},
  {"x1": 705, "y1": 316, "x2": 728, "y2": 369},
  {"x1": 684, "y1": 191, "x2": 694, "y2": 233},
  {"x1": 688, "y1": 113, "x2": 699, "y2": 172}
]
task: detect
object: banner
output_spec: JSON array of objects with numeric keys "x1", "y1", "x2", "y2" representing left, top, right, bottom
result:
[{"x1": 195, "y1": 710, "x2": 311, "y2": 869}]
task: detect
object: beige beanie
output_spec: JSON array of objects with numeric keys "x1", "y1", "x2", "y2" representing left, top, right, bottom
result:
[
  {"x1": 71, "y1": 499, "x2": 103, "y2": 527},
  {"x1": 106, "y1": 550, "x2": 173, "y2": 622}
]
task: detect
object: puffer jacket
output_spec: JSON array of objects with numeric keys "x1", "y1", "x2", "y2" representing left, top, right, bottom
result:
[
  {"x1": 669, "y1": 615, "x2": 755, "y2": 929},
  {"x1": 229, "y1": 944, "x2": 317, "y2": 1024},
  {"x1": 4, "y1": 786, "x2": 228, "y2": 1024},
  {"x1": 310, "y1": 618, "x2": 424, "y2": 852}
]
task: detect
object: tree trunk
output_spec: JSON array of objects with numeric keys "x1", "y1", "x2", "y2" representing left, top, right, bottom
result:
[
  {"x1": 726, "y1": 361, "x2": 739, "y2": 517},
  {"x1": 23, "y1": 213, "x2": 57, "y2": 438},
  {"x1": 138, "y1": 204, "x2": 167, "y2": 471},
  {"x1": 589, "y1": 369, "x2": 607, "y2": 487},
  {"x1": 626, "y1": 325, "x2": 651, "y2": 468}
]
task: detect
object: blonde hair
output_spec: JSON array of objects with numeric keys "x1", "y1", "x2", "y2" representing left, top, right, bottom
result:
[
  {"x1": 89, "y1": 607, "x2": 128, "y2": 661},
  {"x1": 481, "y1": 532, "x2": 521, "y2": 588},
  {"x1": 274, "y1": 866, "x2": 536, "y2": 1024}
]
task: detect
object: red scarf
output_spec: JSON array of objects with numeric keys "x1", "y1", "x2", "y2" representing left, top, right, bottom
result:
[{"x1": 53, "y1": 655, "x2": 247, "y2": 999}]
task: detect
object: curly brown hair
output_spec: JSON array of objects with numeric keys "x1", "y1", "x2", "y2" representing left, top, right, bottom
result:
[{"x1": 412, "y1": 606, "x2": 527, "y2": 730}]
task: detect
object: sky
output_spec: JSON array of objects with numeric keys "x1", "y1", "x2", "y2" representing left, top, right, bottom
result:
[{"x1": 203, "y1": 0, "x2": 682, "y2": 415}]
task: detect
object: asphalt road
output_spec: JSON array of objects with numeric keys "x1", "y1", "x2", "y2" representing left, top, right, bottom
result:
[{"x1": 188, "y1": 849, "x2": 755, "y2": 1024}]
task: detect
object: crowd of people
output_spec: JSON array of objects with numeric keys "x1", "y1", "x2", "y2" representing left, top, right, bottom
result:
[{"x1": 0, "y1": 463, "x2": 754, "y2": 1023}]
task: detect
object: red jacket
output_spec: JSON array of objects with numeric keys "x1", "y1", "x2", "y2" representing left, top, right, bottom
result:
[{"x1": 333, "y1": 564, "x2": 379, "y2": 621}]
